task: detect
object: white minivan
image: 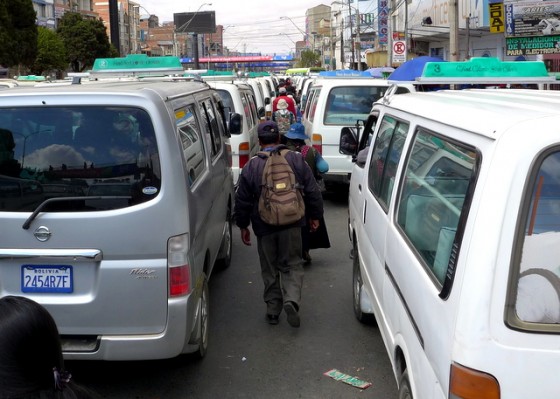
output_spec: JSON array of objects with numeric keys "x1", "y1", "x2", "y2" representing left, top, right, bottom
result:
[
  {"x1": 204, "y1": 80, "x2": 260, "y2": 184},
  {"x1": 343, "y1": 87, "x2": 560, "y2": 398},
  {"x1": 301, "y1": 76, "x2": 413, "y2": 184}
]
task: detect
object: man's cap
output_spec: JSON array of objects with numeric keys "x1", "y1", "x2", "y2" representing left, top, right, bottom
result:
[
  {"x1": 277, "y1": 99, "x2": 289, "y2": 110},
  {"x1": 278, "y1": 87, "x2": 287, "y2": 94},
  {"x1": 284, "y1": 123, "x2": 308, "y2": 141},
  {"x1": 258, "y1": 121, "x2": 280, "y2": 138}
]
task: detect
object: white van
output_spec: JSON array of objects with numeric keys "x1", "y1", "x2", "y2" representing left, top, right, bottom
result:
[
  {"x1": 0, "y1": 55, "x2": 236, "y2": 361},
  {"x1": 204, "y1": 80, "x2": 260, "y2": 184},
  {"x1": 301, "y1": 76, "x2": 413, "y2": 184},
  {"x1": 342, "y1": 86, "x2": 560, "y2": 398}
]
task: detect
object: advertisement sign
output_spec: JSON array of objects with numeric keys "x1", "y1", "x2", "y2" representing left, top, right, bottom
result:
[
  {"x1": 378, "y1": 0, "x2": 389, "y2": 45},
  {"x1": 506, "y1": 35, "x2": 560, "y2": 55},
  {"x1": 504, "y1": 0, "x2": 560, "y2": 37},
  {"x1": 489, "y1": 2, "x2": 505, "y2": 33}
]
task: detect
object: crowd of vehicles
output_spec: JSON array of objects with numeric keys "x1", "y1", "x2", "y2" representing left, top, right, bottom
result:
[{"x1": 3, "y1": 54, "x2": 560, "y2": 398}]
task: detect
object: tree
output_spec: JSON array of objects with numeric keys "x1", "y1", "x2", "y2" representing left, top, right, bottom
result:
[
  {"x1": 296, "y1": 49, "x2": 321, "y2": 68},
  {"x1": 30, "y1": 27, "x2": 67, "y2": 76},
  {"x1": 57, "y1": 13, "x2": 116, "y2": 72},
  {"x1": 0, "y1": 0, "x2": 38, "y2": 68}
]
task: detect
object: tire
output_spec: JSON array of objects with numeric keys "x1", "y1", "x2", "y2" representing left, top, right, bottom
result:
[
  {"x1": 352, "y1": 241, "x2": 376, "y2": 324},
  {"x1": 194, "y1": 278, "x2": 210, "y2": 359},
  {"x1": 398, "y1": 369, "x2": 413, "y2": 399},
  {"x1": 215, "y1": 211, "x2": 232, "y2": 270}
]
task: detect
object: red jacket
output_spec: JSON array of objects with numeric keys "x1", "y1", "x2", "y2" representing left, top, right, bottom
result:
[{"x1": 272, "y1": 95, "x2": 297, "y2": 116}]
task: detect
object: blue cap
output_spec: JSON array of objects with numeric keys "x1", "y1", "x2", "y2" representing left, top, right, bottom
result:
[{"x1": 284, "y1": 123, "x2": 308, "y2": 141}]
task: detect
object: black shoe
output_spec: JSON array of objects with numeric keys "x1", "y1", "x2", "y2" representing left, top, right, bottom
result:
[
  {"x1": 265, "y1": 314, "x2": 279, "y2": 325},
  {"x1": 284, "y1": 302, "x2": 300, "y2": 328},
  {"x1": 303, "y1": 251, "x2": 312, "y2": 264}
]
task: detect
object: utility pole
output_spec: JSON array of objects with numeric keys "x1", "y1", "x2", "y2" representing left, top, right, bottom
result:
[
  {"x1": 108, "y1": 0, "x2": 120, "y2": 55},
  {"x1": 355, "y1": 7, "x2": 361, "y2": 70},
  {"x1": 449, "y1": 0, "x2": 459, "y2": 61}
]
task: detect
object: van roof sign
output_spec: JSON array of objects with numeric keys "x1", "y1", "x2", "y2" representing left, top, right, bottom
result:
[
  {"x1": 415, "y1": 57, "x2": 557, "y2": 84},
  {"x1": 91, "y1": 54, "x2": 184, "y2": 77}
]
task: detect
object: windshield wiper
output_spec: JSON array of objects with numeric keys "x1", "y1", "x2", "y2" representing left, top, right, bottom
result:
[{"x1": 22, "y1": 196, "x2": 131, "y2": 230}]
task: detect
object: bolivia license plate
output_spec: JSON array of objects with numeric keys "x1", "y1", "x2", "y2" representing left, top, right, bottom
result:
[{"x1": 21, "y1": 265, "x2": 73, "y2": 293}]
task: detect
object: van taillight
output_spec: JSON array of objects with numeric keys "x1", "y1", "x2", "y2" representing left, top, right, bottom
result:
[
  {"x1": 239, "y1": 142, "x2": 250, "y2": 169},
  {"x1": 449, "y1": 363, "x2": 500, "y2": 399},
  {"x1": 168, "y1": 234, "x2": 191, "y2": 297},
  {"x1": 312, "y1": 133, "x2": 322, "y2": 154}
]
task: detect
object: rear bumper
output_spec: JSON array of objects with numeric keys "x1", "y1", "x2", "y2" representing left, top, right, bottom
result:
[{"x1": 62, "y1": 296, "x2": 196, "y2": 361}]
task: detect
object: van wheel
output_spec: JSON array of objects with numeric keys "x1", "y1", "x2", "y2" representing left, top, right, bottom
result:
[
  {"x1": 216, "y1": 212, "x2": 233, "y2": 270},
  {"x1": 398, "y1": 369, "x2": 413, "y2": 399},
  {"x1": 353, "y1": 242, "x2": 376, "y2": 324},
  {"x1": 194, "y1": 278, "x2": 210, "y2": 359}
]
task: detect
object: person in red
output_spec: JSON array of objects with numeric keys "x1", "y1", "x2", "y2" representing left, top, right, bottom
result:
[{"x1": 272, "y1": 87, "x2": 297, "y2": 116}]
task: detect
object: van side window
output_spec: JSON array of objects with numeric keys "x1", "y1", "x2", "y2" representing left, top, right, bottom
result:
[
  {"x1": 396, "y1": 128, "x2": 478, "y2": 286},
  {"x1": 240, "y1": 94, "x2": 254, "y2": 130},
  {"x1": 511, "y1": 150, "x2": 560, "y2": 327},
  {"x1": 200, "y1": 99, "x2": 221, "y2": 158},
  {"x1": 246, "y1": 93, "x2": 258, "y2": 126},
  {"x1": 308, "y1": 88, "x2": 321, "y2": 123},
  {"x1": 367, "y1": 115, "x2": 409, "y2": 209},
  {"x1": 177, "y1": 106, "x2": 207, "y2": 186}
]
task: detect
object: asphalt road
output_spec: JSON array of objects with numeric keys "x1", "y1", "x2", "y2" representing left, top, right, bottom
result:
[{"x1": 69, "y1": 187, "x2": 398, "y2": 398}]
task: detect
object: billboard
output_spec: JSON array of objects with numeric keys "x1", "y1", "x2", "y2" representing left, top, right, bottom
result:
[
  {"x1": 505, "y1": 0, "x2": 560, "y2": 37},
  {"x1": 174, "y1": 11, "x2": 216, "y2": 33}
]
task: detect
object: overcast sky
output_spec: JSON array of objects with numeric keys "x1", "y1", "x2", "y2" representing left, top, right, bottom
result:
[{"x1": 138, "y1": 0, "x2": 331, "y2": 55}]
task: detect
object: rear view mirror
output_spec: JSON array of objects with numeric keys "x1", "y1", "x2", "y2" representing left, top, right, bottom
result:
[
  {"x1": 229, "y1": 113, "x2": 242, "y2": 135},
  {"x1": 339, "y1": 127, "x2": 358, "y2": 156},
  {"x1": 257, "y1": 106, "x2": 265, "y2": 119}
]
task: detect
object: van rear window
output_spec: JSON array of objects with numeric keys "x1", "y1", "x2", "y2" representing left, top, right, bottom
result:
[
  {"x1": 324, "y1": 86, "x2": 389, "y2": 125},
  {"x1": 0, "y1": 106, "x2": 160, "y2": 212}
]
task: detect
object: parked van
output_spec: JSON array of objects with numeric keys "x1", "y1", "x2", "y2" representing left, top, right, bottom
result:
[
  {"x1": 0, "y1": 55, "x2": 236, "y2": 361},
  {"x1": 301, "y1": 76, "x2": 413, "y2": 184},
  {"x1": 342, "y1": 68, "x2": 560, "y2": 397},
  {"x1": 204, "y1": 79, "x2": 260, "y2": 184}
]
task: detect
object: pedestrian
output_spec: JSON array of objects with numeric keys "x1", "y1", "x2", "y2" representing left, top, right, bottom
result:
[
  {"x1": 272, "y1": 86, "x2": 297, "y2": 116},
  {"x1": 0, "y1": 296, "x2": 97, "y2": 399},
  {"x1": 284, "y1": 122, "x2": 331, "y2": 263},
  {"x1": 272, "y1": 98, "x2": 296, "y2": 139},
  {"x1": 234, "y1": 120, "x2": 324, "y2": 328}
]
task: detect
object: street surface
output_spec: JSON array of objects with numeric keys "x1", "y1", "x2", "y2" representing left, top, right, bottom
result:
[{"x1": 69, "y1": 187, "x2": 398, "y2": 398}]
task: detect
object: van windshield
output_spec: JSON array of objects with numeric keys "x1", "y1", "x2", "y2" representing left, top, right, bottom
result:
[{"x1": 0, "y1": 106, "x2": 160, "y2": 212}]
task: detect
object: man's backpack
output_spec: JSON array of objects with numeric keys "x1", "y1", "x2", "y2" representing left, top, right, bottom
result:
[
  {"x1": 273, "y1": 110, "x2": 295, "y2": 135},
  {"x1": 258, "y1": 148, "x2": 305, "y2": 226}
]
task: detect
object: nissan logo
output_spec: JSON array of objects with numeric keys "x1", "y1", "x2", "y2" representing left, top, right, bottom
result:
[{"x1": 34, "y1": 226, "x2": 52, "y2": 242}]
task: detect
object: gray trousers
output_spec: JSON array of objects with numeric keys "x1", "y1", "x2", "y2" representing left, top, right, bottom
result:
[{"x1": 256, "y1": 227, "x2": 304, "y2": 315}]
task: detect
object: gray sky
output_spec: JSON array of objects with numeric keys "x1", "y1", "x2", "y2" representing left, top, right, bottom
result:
[{"x1": 139, "y1": 0, "x2": 330, "y2": 55}]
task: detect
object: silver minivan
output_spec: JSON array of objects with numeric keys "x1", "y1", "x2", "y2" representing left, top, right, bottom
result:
[{"x1": 0, "y1": 58, "x2": 235, "y2": 361}]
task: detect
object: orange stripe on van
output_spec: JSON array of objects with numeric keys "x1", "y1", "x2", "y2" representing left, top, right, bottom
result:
[
  {"x1": 239, "y1": 142, "x2": 250, "y2": 169},
  {"x1": 449, "y1": 363, "x2": 500, "y2": 399},
  {"x1": 312, "y1": 133, "x2": 322, "y2": 154}
]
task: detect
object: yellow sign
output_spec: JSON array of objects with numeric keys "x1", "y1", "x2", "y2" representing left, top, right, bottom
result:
[{"x1": 489, "y1": 2, "x2": 505, "y2": 33}]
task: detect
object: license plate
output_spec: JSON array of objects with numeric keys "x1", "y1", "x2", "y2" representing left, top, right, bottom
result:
[{"x1": 21, "y1": 265, "x2": 73, "y2": 293}]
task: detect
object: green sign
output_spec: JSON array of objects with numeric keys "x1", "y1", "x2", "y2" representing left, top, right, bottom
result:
[
  {"x1": 422, "y1": 57, "x2": 549, "y2": 78},
  {"x1": 92, "y1": 54, "x2": 183, "y2": 72},
  {"x1": 506, "y1": 36, "x2": 560, "y2": 56}
]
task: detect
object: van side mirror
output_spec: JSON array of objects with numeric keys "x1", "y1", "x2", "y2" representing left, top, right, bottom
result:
[
  {"x1": 264, "y1": 97, "x2": 271, "y2": 105},
  {"x1": 340, "y1": 127, "x2": 358, "y2": 156},
  {"x1": 229, "y1": 113, "x2": 242, "y2": 135},
  {"x1": 257, "y1": 106, "x2": 265, "y2": 119}
]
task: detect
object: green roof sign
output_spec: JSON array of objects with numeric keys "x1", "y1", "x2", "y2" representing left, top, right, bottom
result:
[
  {"x1": 92, "y1": 54, "x2": 184, "y2": 76},
  {"x1": 16, "y1": 75, "x2": 46, "y2": 81},
  {"x1": 423, "y1": 57, "x2": 548, "y2": 78}
]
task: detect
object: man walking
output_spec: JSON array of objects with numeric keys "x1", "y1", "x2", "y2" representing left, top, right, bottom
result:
[{"x1": 234, "y1": 121, "x2": 324, "y2": 328}]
